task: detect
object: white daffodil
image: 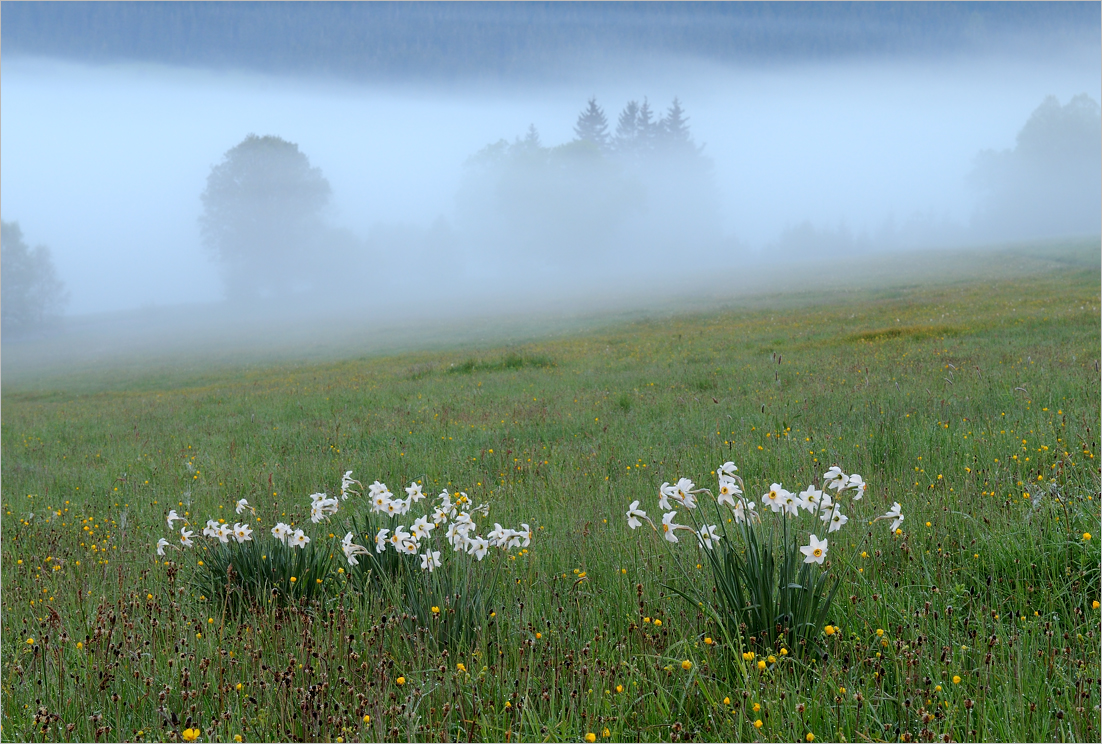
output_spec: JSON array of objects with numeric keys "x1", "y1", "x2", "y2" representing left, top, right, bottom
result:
[
  {"x1": 661, "y1": 511, "x2": 686, "y2": 543},
  {"x1": 880, "y1": 502, "x2": 905, "y2": 532},
  {"x1": 235, "y1": 498, "x2": 252, "y2": 515},
  {"x1": 371, "y1": 491, "x2": 392, "y2": 513},
  {"x1": 446, "y1": 522, "x2": 470, "y2": 550},
  {"x1": 698, "y1": 524, "x2": 721, "y2": 550},
  {"x1": 398, "y1": 536, "x2": 420, "y2": 555},
  {"x1": 341, "y1": 533, "x2": 370, "y2": 566},
  {"x1": 340, "y1": 471, "x2": 362, "y2": 500},
  {"x1": 389, "y1": 527, "x2": 411, "y2": 551},
  {"x1": 271, "y1": 522, "x2": 292, "y2": 544},
  {"x1": 732, "y1": 498, "x2": 756, "y2": 524},
  {"x1": 308, "y1": 492, "x2": 328, "y2": 503},
  {"x1": 289, "y1": 529, "x2": 310, "y2": 549},
  {"x1": 310, "y1": 497, "x2": 339, "y2": 523},
  {"x1": 505, "y1": 529, "x2": 525, "y2": 550},
  {"x1": 823, "y1": 466, "x2": 849, "y2": 491},
  {"x1": 166, "y1": 510, "x2": 184, "y2": 529},
  {"x1": 518, "y1": 523, "x2": 532, "y2": 548},
  {"x1": 800, "y1": 534, "x2": 828, "y2": 564},
  {"x1": 179, "y1": 528, "x2": 195, "y2": 548},
  {"x1": 203, "y1": 519, "x2": 221, "y2": 538},
  {"x1": 673, "y1": 478, "x2": 699, "y2": 509},
  {"x1": 781, "y1": 490, "x2": 801, "y2": 517},
  {"x1": 420, "y1": 550, "x2": 442, "y2": 572},
  {"x1": 394, "y1": 497, "x2": 412, "y2": 516},
  {"x1": 763, "y1": 483, "x2": 788, "y2": 513},
  {"x1": 797, "y1": 485, "x2": 823, "y2": 513},
  {"x1": 233, "y1": 522, "x2": 253, "y2": 543},
  {"x1": 432, "y1": 505, "x2": 450, "y2": 526},
  {"x1": 821, "y1": 507, "x2": 848, "y2": 533},
  {"x1": 467, "y1": 536, "x2": 489, "y2": 561},
  {"x1": 215, "y1": 524, "x2": 233, "y2": 544},
  {"x1": 845, "y1": 474, "x2": 866, "y2": 500},
  {"x1": 716, "y1": 476, "x2": 743, "y2": 507},
  {"x1": 658, "y1": 482, "x2": 676, "y2": 511},
  {"x1": 405, "y1": 482, "x2": 424, "y2": 502},
  {"x1": 374, "y1": 528, "x2": 391, "y2": 553},
  {"x1": 488, "y1": 523, "x2": 511, "y2": 548},
  {"x1": 156, "y1": 538, "x2": 170, "y2": 556},
  {"x1": 411, "y1": 516, "x2": 435, "y2": 539},
  {"x1": 719, "y1": 461, "x2": 738, "y2": 477},
  {"x1": 626, "y1": 500, "x2": 648, "y2": 529}
]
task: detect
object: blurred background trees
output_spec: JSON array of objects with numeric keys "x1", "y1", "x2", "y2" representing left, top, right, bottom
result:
[
  {"x1": 1, "y1": 221, "x2": 68, "y2": 336},
  {"x1": 969, "y1": 94, "x2": 1101, "y2": 241},
  {"x1": 199, "y1": 134, "x2": 334, "y2": 299}
]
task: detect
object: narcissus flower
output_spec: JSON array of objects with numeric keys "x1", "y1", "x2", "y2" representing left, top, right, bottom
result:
[
  {"x1": 235, "y1": 498, "x2": 251, "y2": 515},
  {"x1": 698, "y1": 524, "x2": 721, "y2": 549},
  {"x1": 179, "y1": 528, "x2": 195, "y2": 548},
  {"x1": 271, "y1": 523, "x2": 293, "y2": 544},
  {"x1": 800, "y1": 534, "x2": 828, "y2": 564},
  {"x1": 156, "y1": 538, "x2": 170, "y2": 556},
  {"x1": 289, "y1": 529, "x2": 310, "y2": 548},
  {"x1": 233, "y1": 522, "x2": 253, "y2": 543},
  {"x1": 661, "y1": 511, "x2": 687, "y2": 543},
  {"x1": 420, "y1": 550, "x2": 442, "y2": 572},
  {"x1": 880, "y1": 502, "x2": 905, "y2": 533},
  {"x1": 626, "y1": 500, "x2": 648, "y2": 530}
]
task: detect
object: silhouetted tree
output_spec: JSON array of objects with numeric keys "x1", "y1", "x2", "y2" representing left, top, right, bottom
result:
[
  {"x1": 573, "y1": 97, "x2": 610, "y2": 151},
  {"x1": 636, "y1": 98, "x2": 657, "y2": 151},
  {"x1": 659, "y1": 97, "x2": 693, "y2": 151},
  {"x1": 970, "y1": 94, "x2": 1101, "y2": 240},
  {"x1": 199, "y1": 134, "x2": 332, "y2": 298},
  {"x1": 1, "y1": 221, "x2": 68, "y2": 335}
]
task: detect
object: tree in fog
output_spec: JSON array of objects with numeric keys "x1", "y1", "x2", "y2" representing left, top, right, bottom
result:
[
  {"x1": 200, "y1": 134, "x2": 332, "y2": 298},
  {"x1": 1, "y1": 221, "x2": 68, "y2": 335},
  {"x1": 573, "y1": 97, "x2": 611, "y2": 151},
  {"x1": 970, "y1": 94, "x2": 1101, "y2": 240}
]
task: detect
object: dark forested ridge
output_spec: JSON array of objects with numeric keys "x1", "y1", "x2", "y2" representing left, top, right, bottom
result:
[{"x1": 2, "y1": 2, "x2": 1098, "y2": 82}]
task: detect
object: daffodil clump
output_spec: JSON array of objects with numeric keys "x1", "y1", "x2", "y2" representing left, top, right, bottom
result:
[
  {"x1": 627, "y1": 461, "x2": 905, "y2": 661},
  {"x1": 340, "y1": 479, "x2": 532, "y2": 571}
]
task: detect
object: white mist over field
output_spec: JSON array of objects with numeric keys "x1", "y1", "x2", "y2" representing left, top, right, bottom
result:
[{"x1": 1, "y1": 6, "x2": 1099, "y2": 327}]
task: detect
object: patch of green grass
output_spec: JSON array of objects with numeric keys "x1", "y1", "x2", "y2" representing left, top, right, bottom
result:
[{"x1": 1, "y1": 259, "x2": 1099, "y2": 743}]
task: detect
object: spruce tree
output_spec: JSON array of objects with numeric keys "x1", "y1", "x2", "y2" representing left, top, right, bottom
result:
[
  {"x1": 614, "y1": 100, "x2": 641, "y2": 155},
  {"x1": 573, "y1": 97, "x2": 610, "y2": 150}
]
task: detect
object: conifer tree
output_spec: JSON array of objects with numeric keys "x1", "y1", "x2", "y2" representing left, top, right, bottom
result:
[{"x1": 573, "y1": 97, "x2": 610, "y2": 150}]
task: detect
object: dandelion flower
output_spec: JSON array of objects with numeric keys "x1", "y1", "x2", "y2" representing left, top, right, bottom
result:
[{"x1": 800, "y1": 534, "x2": 828, "y2": 564}]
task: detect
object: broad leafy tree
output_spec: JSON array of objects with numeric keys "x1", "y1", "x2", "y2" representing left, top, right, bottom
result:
[
  {"x1": 200, "y1": 134, "x2": 332, "y2": 298},
  {"x1": 1, "y1": 221, "x2": 68, "y2": 336}
]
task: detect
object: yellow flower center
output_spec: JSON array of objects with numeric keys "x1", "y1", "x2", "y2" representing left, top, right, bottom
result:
[{"x1": 813, "y1": 548, "x2": 822, "y2": 557}]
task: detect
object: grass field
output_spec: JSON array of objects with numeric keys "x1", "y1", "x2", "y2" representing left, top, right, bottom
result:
[{"x1": 2, "y1": 243, "x2": 1100, "y2": 743}]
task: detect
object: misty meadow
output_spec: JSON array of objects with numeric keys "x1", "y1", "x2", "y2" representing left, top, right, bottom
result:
[{"x1": 2, "y1": 3, "x2": 1100, "y2": 743}]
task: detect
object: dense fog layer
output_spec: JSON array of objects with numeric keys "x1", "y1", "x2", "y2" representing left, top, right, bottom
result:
[{"x1": 1, "y1": 9, "x2": 1099, "y2": 322}]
